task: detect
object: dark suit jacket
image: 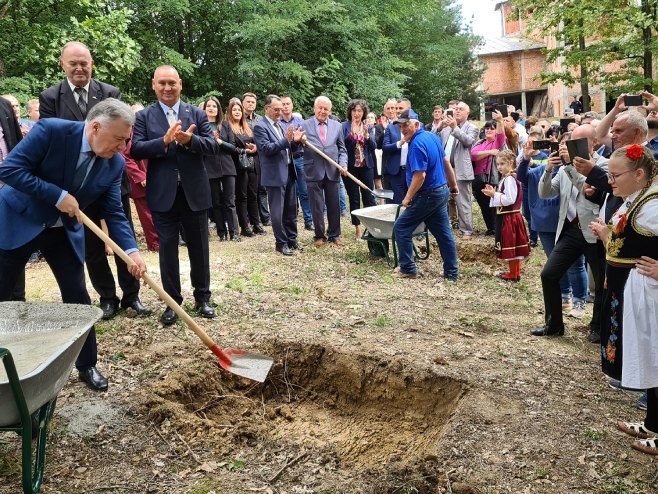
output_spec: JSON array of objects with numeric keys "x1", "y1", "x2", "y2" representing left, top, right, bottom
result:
[
  {"x1": 204, "y1": 120, "x2": 236, "y2": 179},
  {"x1": 301, "y1": 117, "x2": 347, "y2": 182},
  {"x1": 0, "y1": 119, "x2": 136, "y2": 262},
  {"x1": 253, "y1": 118, "x2": 297, "y2": 187},
  {"x1": 0, "y1": 98, "x2": 22, "y2": 152},
  {"x1": 39, "y1": 79, "x2": 121, "y2": 122},
  {"x1": 39, "y1": 78, "x2": 130, "y2": 195},
  {"x1": 341, "y1": 121, "x2": 376, "y2": 169},
  {"x1": 382, "y1": 123, "x2": 402, "y2": 176},
  {"x1": 130, "y1": 101, "x2": 217, "y2": 213}
]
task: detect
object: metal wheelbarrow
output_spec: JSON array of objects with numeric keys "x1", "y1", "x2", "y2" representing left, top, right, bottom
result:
[
  {"x1": 0, "y1": 302, "x2": 102, "y2": 494},
  {"x1": 351, "y1": 204, "x2": 430, "y2": 268}
]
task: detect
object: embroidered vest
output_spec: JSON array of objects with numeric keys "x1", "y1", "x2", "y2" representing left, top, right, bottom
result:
[
  {"x1": 497, "y1": 176, "x2": 523, "y2": 215},
  {"x1": 607, "y1": 191, "x2": 658, "y2": 265}
]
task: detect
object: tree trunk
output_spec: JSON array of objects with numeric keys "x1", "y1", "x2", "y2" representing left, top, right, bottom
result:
[
  {"x1": 577, "y1": 24, "x2": 591, "y2": 112},
  {"x1": 642, "y1": 0, "x2": 653, "y2": 91}
]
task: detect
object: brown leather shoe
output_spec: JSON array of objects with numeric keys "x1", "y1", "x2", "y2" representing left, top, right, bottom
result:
[
  {"x1": 330, "y1": 239, "x2": 344, "y2": 246},
  {"x1": 314, "y1": 239, "x2": 326, "y2": 247}
]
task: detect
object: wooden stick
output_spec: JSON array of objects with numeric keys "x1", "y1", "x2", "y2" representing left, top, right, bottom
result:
[
  {"x1": 79, "y1": 212, "x2": 216, "y2": 350},
  {"x1": 302, "y1": 139, "x2": 374, "y2": 193}
]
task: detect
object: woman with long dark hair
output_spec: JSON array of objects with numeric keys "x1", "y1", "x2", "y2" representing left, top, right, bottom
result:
[
  {"x1": 342, "y1": 99, "x2": 376, "y2": 240},
  {"x1": 225, "y1": 98, "x2": 263, "y2": 237},
  {"x1": 203, "y1": 96, "x2": 240, "y2": 241}
]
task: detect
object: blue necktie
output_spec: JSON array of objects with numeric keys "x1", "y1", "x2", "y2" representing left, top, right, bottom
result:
[{"x1": 71, "y1": 152, "x2": 95, "y2": 193}]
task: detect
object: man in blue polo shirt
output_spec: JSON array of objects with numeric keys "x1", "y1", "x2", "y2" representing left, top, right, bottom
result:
[{"x1": 393, "y1": 109, "x2": 459, "y2": 280}]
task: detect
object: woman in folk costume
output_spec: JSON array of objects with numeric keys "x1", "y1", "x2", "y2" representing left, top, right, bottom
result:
[
  {"x1": 482, "y1": 149, "x2": 530, "y2": 282},
  {"x1": 590, "y1": 144, "x2": 658, "y2": 455}
]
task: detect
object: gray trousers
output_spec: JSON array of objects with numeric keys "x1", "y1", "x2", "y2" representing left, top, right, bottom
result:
[{"x1": 456, "y1": 179, "x2": 473, "y2": 235}]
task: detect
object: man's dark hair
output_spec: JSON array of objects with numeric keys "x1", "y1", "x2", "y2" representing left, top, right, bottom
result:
[
  {"x1": 264, "y1": 94, "x2": 281, "y2": 107},
  {"x1": 448, "y1": 99, "x2": 460, "y2": 107},
  {"x1": 243, "y1": 92, "x2": 257, "y2": 100}
]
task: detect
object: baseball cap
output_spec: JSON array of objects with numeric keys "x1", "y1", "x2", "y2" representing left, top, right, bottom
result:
[{"x1": 396, "y1": 108, "x2": 419, "y2": 124}]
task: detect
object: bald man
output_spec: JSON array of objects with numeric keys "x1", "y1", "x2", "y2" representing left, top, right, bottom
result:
[{"x1": 131, "y1": 66, "x2": 219, "y2": 325}]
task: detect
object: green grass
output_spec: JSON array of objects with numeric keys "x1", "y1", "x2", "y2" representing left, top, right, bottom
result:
[
  {"x1": 535, "y1": 466, "x2": 551, "y2": 479},
  {"x1": 580, "y1": 428, "x2": 607, "y2": 441},
  {"x1": 371, "y1": 315, "x2": 392, "y2": 327},
  {"x1": 225, "y1": 277, "x2": 245, "y2": 293}
]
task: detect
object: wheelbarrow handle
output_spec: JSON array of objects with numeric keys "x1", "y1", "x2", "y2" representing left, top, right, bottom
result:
[
  {"x1": 79, "y1": 212, "x2": 220, "y2": 352},
  {"x1": 302, "y1": 138, "x2": 374, "y2": 193}
]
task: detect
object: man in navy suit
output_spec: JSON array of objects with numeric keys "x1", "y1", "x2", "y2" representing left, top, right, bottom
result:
[
  {"x1": 131, "y1": 65, "x2": 219, "y2": 325},
  {"x1": 39, "y1": 41, "x2": 149, "y2": 320},
  {"x1": 300, "y1": 96, "x2": 348, "y2": 246},
  {"x1": 382, "y1": 98, "x2": 410, "y2": 204},
  {"x1": 0, "y1": 99, "x2": 147, "y2": 391},
  {"x1": 253, "y1": 95, "x2": 303, "y2": 256}
]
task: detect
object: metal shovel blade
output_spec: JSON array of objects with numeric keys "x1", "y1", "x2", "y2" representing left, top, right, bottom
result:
[
  {"x1": 218, "y1": 350, "x2": 274, "y2": 383},
  {"x1": 372, "y1": 188, "x2": 394, "y2": 200}
]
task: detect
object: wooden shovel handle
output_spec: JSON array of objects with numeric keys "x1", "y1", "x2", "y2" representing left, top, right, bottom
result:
[
  {"x1": 302, "y1": 138, "x2": 374, "y2": 193},
  {"x1": 79, "y1": 212, "x2": 216, "y2": 350}
]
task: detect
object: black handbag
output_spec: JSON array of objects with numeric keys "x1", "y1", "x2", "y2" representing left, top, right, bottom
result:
[
  {"x1": 478, "y1": 155, "x2": 500, "y2": 186},
  {"x1": 237, "y1": 152, "x2": 255, "y2": 172}
]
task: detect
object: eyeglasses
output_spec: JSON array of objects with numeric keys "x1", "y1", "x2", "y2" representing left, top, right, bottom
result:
[{"x1": 607, "y1": 170, "x2": 634, "y2": 183}]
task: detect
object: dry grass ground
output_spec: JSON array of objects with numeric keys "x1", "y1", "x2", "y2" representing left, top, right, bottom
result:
[{"x1": 1, "y1": 206, "x2": 656, "y2": 494}]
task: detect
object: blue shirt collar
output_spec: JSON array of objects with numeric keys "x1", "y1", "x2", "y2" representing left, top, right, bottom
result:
[
  {"x1": 158, "y1": 100, "x2": 181, "y2": 118},
  {"x1": 80, "y1": 128, "x2": 92, "y2": 154}
]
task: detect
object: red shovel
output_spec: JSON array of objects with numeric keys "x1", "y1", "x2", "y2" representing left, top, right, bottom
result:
[{"x1": 80, "y1": 212, "x2": 273, "y2": 382}]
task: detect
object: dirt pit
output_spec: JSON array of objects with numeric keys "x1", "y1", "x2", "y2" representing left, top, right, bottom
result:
[{"x1": 142, "y1": 341, "x2": 467, "y2": 488}]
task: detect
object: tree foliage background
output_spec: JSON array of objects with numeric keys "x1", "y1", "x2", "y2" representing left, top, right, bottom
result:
[
  {"x1": 0, "y1": 0, "x2": 482, "y2": 121},
  {"x1": 511, "y1": 0, "x2": 658, "y2": 111}
]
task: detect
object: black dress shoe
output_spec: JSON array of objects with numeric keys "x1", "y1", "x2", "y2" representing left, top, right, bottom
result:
[
  {"x1": 262, "y1": 219, "x2": 271, "y2": 226},
  {"x1": 121, "y1": 299, "x2": 152, "y2": 316},
  {"x1": 304, "y1": 222, "x2": 314, "y2": 231},
  {"x1": 231, "y1": 234, "x2": 241, "y2": 242},
  {"x1": 530, "y1": 325, "x2": 565, "y2": 337},
  {"x1": 288, "y1": 241, "x2": 299, "y2": 250},
  {"x1": 218, "y1": 232, "x2": 228, "y2": 241},
  {"x1": 79, "y1": 366, "x2": 108, "y2": 392},
  {"x1": 100, "y1": 300, "x2": 119, "y2": 320},
  {"x1": 195, "y1": 301, "x2": 216, "y2": 318},
  {"x1": 241, "y1": 228, "x2": 255, "y2": 237},
  {"x1": 160, "y1": 308, "x2": 178, "y2": 325},
  {"x1": 276, "y1": 245, "x2": 294, "y2": 256},
  {"x1": 253, "y1": 224, "x2": 266, "y2": 234},
  {"x1": 587, "y1": 330, "x2": 601, "y2": 343}
]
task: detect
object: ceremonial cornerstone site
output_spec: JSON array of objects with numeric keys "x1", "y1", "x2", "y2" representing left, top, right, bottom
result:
[{"x1": 1, "y1": 227, "x2": 655, "y2": 493}]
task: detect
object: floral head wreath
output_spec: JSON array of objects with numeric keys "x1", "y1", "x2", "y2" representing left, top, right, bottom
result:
[{"x1": 626, "y1": 144, "x2": 644, "y2": 161}]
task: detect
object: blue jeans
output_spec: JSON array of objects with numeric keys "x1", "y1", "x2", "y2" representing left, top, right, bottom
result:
[
  {"x1": 394, "y1": 186, "x2": 458, "y2": 279},
  {"x1": 293, "y1": 157, "x2": 312, "y2": 225},
  {"x1": 538, "y1": 231, "x2": 588, "y2": 303},
  {"x1": 339, "y1": 177, "x2": 347, "y2": 212}
]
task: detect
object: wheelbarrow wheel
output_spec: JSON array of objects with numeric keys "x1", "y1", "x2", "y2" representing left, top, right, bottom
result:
[{"x1": 367, "y1": 239, "x2": 389, "y2": 258}]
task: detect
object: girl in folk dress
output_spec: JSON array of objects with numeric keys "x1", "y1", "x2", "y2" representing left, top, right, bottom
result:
[
  {"x1": 482, "y1": 150, "x2": 531, "y2": 282},
  {"x1": 590, "y1": 144, "x2": 658, "y2": 455}
]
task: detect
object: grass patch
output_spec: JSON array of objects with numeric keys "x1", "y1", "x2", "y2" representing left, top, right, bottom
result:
[
  {"x1": 371, "y1": 315, "x2": 392, "y2": 327},
  {"x1": 580, "y1": 428, "x2": 607, "y2": 441},
  {"x1": 225, "y1": 277, "x2": 245, "y2": 293},
  {"x1": 535, "y1": 466, "x2": 551, "y2": 479},
  {"x1": 110, "y1": 351, "x2": 126, "y2": 362}
]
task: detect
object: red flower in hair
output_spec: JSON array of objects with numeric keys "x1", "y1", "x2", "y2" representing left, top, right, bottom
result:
[{"x1": 626, "y1": 144, "x2": 644, "y2": 161}]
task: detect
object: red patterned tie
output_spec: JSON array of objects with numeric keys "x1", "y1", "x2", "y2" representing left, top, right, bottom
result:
[{"x1": 319, "y1": 121, "x2": 326, "y2": 145}]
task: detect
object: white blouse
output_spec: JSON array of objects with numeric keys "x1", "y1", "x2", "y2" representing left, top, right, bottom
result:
[{"x1": 489, "y1": 175, "x2": 518, "y2": 208}]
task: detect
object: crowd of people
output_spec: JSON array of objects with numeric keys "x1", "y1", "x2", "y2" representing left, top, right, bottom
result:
[{"x1": 0, "y1": 40, "x2": 657, "y2": 456}]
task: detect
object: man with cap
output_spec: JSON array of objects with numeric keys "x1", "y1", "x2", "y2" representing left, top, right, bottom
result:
[{"x1": 393, "y1": 109, "x2": 459, "y2": 280}]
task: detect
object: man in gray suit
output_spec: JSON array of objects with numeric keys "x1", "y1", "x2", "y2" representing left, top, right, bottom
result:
[
  {"x1": 300, "y1": 96, "x2": 348, "y2": 247},
  {"x1": 439, "y1": 101, "x2": 478, "y2": 240}
]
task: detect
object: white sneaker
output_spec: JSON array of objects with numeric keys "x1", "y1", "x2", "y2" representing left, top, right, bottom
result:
[{"x1": 568, "y1": 301, "x2": 586, "y2": 319}]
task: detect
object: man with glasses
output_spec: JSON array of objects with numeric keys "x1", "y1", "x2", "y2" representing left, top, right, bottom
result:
[
  {"x1": 439, "y1": 101, "x2": 478, "y2": 240},
  {"x1": 533, "y1": 125, "x2": 607, "y2": 343},
  {"x1": 382, "y1": 98, "x2": 411, "y2": 203},
  {"x1": 253, "y1": 95, "x2": 303, "y2": 256}
]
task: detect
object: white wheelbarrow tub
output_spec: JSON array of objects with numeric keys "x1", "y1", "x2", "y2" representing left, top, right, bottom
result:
[
  {"x1": 0, "y1": 302, "x2": 101, "y2": 427},
  {"x1": 351, "y1": 204, "x2": 426, "y2": 240}
]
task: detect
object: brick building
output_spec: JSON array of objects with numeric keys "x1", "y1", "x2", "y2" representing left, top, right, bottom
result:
[{"x1": 476, "y1": 1, "x2": 608, "y2": 118}]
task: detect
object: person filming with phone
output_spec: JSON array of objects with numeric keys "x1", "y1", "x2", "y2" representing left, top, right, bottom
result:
[{"x1": 531, "y1": 125, "x2": 607, "y2": 344}]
